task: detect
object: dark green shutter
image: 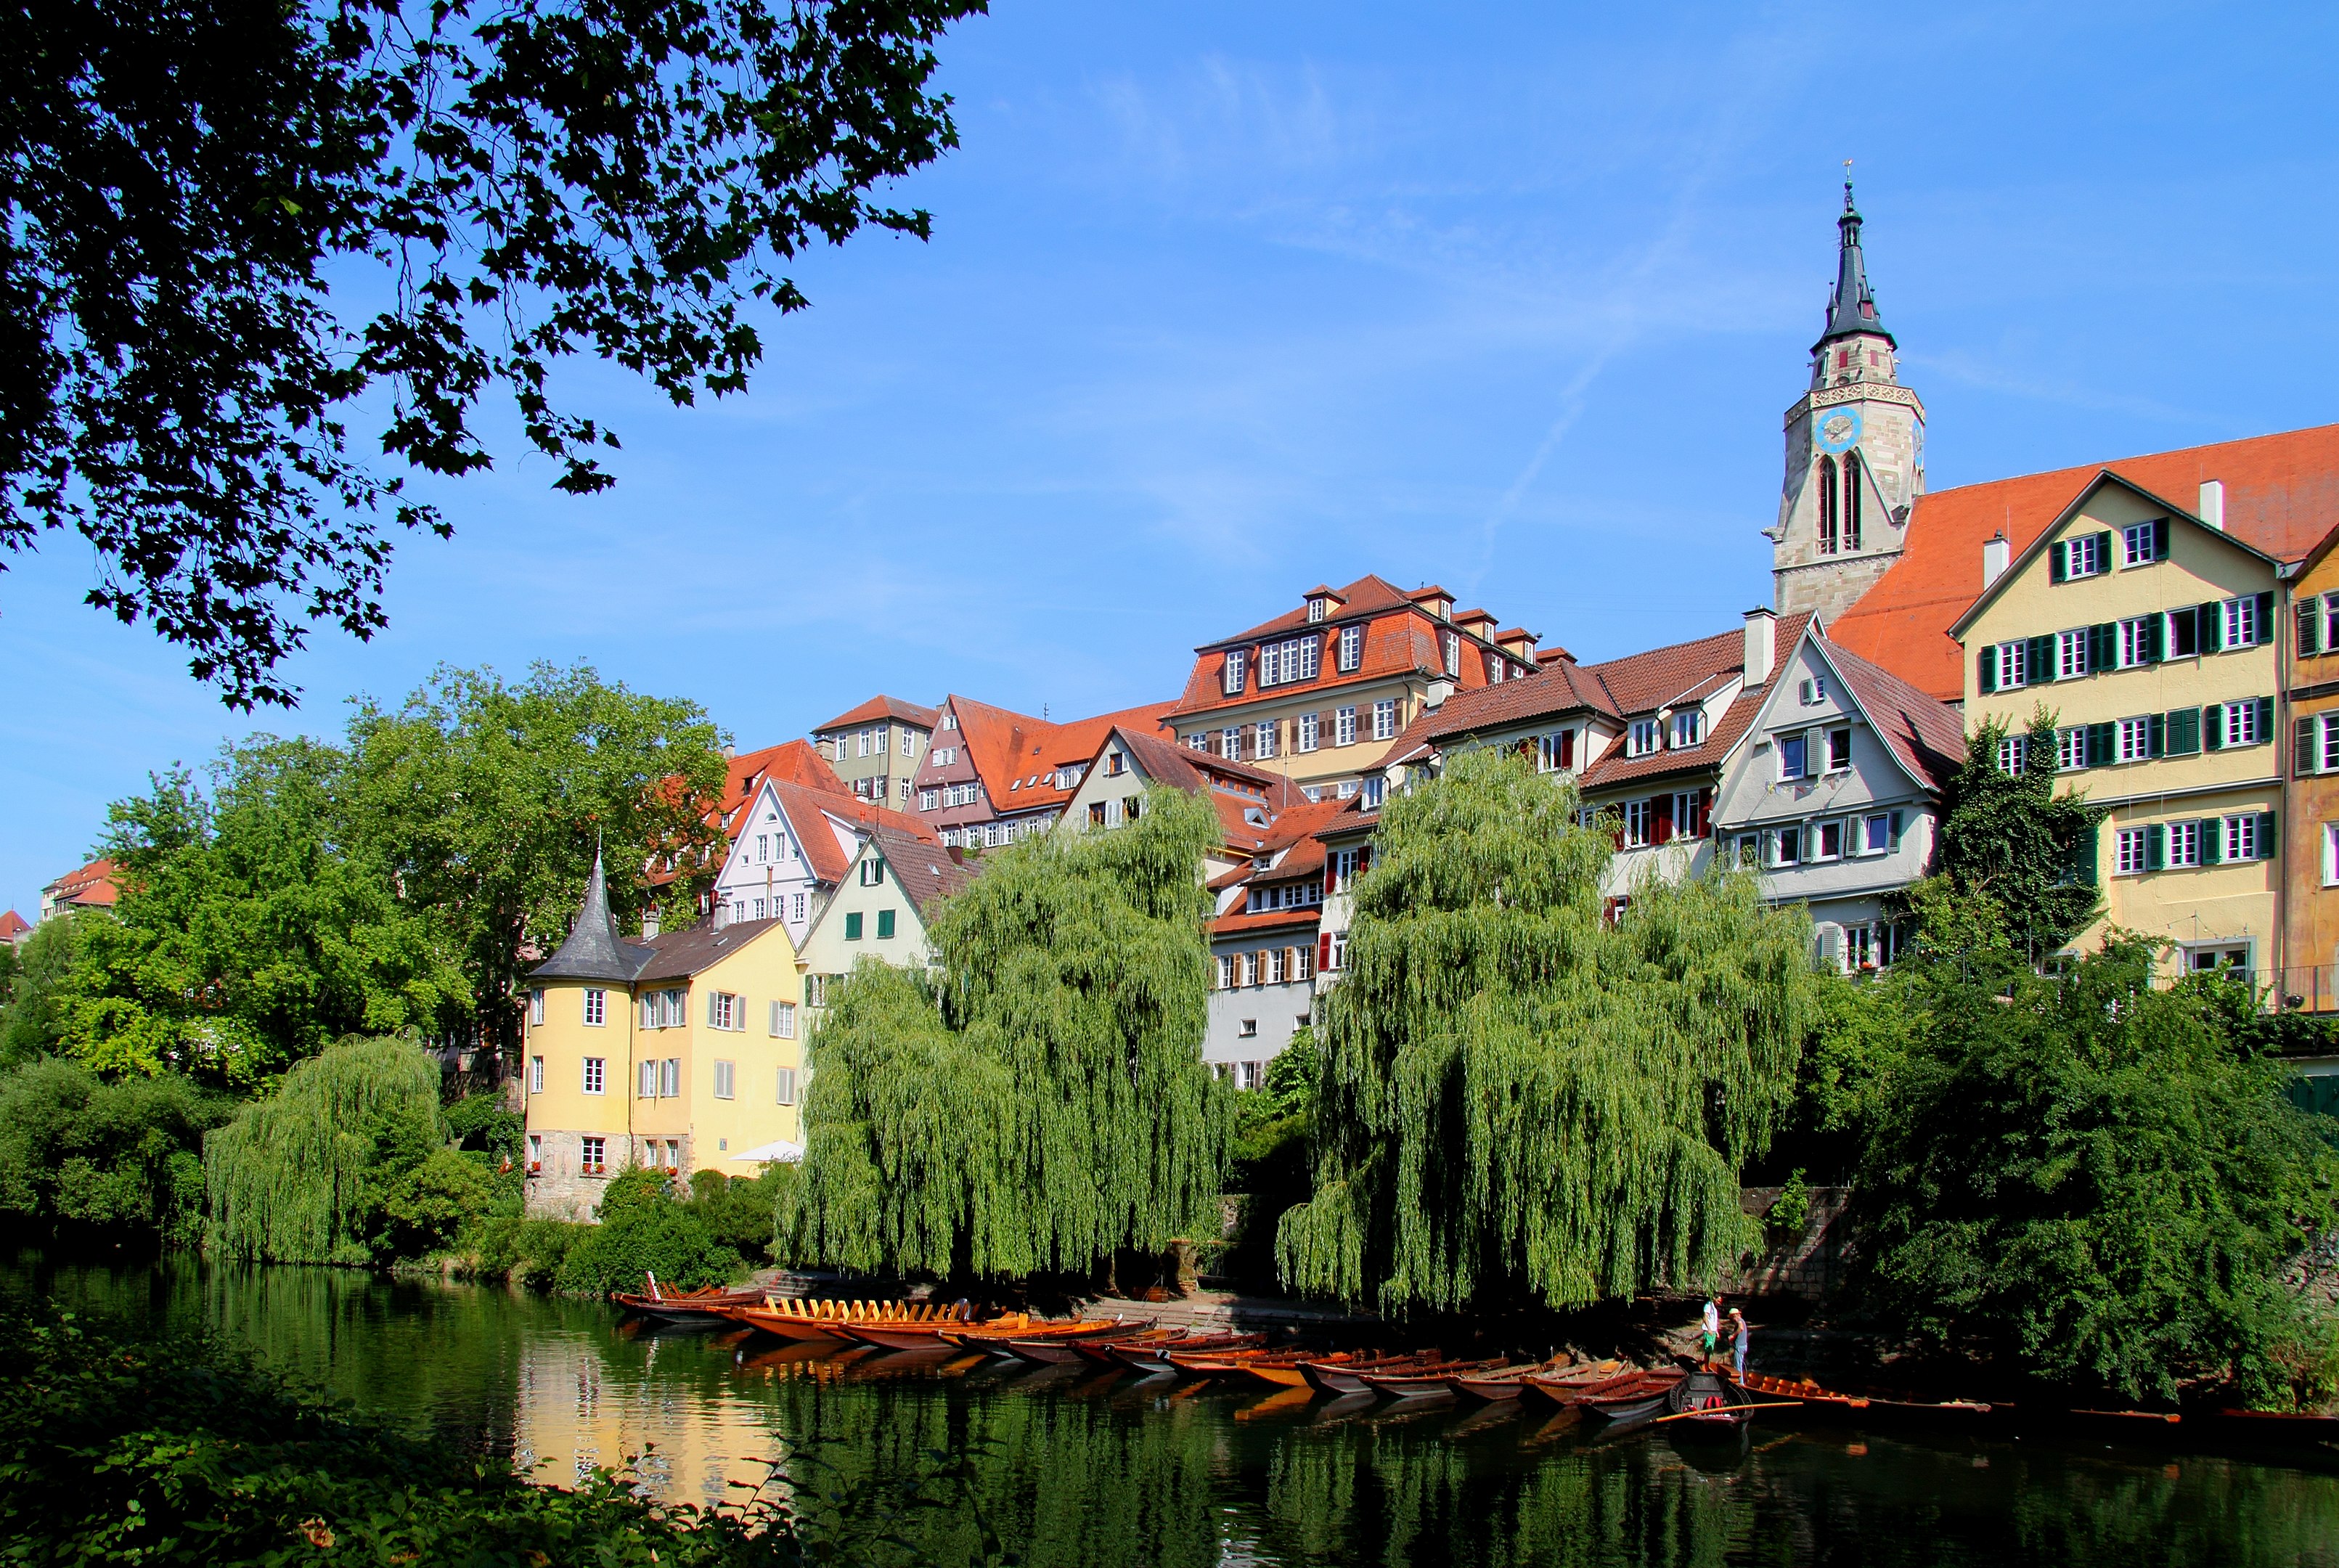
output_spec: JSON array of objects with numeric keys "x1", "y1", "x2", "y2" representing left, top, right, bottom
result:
[
  {"x1": 2205, "y1": 703, "x2": 2225, "y2": 751},
  {"x1": 2144, "y1": 823, "x2": 2165, "y2": 871},
  {"x1": 2050, "y1": 542, "x2": 2068, "y2": 582},
  {"x1": 2167, "y1": 706, "x2": 2201, "y2": 756},
  {"x1": 2256, "y1": 696, "x2": 2274, "y2": 743},
  {"x1": 2065, "y1": 820, "x2": 2100, "y2": 887},
  {"x1": 2142, "y1": 613, "x2": 2163, "y2": 664},
  {"x1": 2258, "y1": 812, "x2": 2278, "y2": 857},
  {"x1": 1978, "y1": 647, "x2": 1997, "y2": 693},
  {"x1": 1889, "y1": 809, "x2": 1906, "y2": 847},
  {"x1": 2202, "y1": 820, "x2": 2223, "y2": 865},
  {"x1": 2147, "y1": 712, "x2": 2165, "y2": 757},
  {"x1": 2095, "y1": 531, "x2": 2115, "y2": 566},
  {"x1": 2027, "y1": 634, "x2": 2055, "y2": 678},
  {"x1": 2256, "y1": 592, "x2": 2275, "y2": 640},
  {"x1": 844, "y1": 912, "x2": 863, "y2": 940},
  {"x1": 2300, "y1": 715, "x2": 2322, "y2": 776},
  {"x1": 876, "y1": 908, "x2": 896, "y2": 939},
  {"x1": 2201, "y1": 604, "x2": 2224, "y2": 653},
  {"x1": 2087, "y1": 722, "x2": 2115, "y2": 767},
  {"x1": 2152, "y1": 518, "x2": 2170, "y2": 560},
  {"x1": 2089, "y1": 623, "x2": 2116, "y2": 671},
  {"x1": 2301, "y1": 599, "x2": 2324, "y2": 657}
]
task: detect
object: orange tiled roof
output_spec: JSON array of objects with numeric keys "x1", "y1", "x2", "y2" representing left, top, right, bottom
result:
[
  {"x1": 754, "y1": 779, "x2": 939, "y2": 886},
  {"x1": 42, "y1": 857, "x2": 120, "y2": 908},
  {"x1": 1210, "y1": 907, "x2": 1323, "y2": 939},
  {"x1": 0, "y1": 910, "x2": 29, "y2": 942},
  {"x1": 1831, "y1": 423, "x2": 2339, "y2": 701},
  {"x1": 923, "y1": 694, "x2": 1179, "y2": 818},
  {"x1": 815, "y1": 694, "x2": 942, "y2": 733}
]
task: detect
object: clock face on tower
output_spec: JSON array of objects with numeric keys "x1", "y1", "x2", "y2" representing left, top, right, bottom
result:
[{"x1": 1816, "y1": 409, "x2": 1861, "y2": 454}]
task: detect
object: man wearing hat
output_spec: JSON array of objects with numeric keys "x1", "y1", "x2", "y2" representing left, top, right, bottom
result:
[{"x1": 1728, "y1": 1307, "x2": 1750, "y2": 1381}]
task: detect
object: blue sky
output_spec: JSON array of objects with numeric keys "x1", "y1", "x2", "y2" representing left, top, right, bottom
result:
[{"x1": 5, "y1": 1, "x2": 2336, "y2": 915}]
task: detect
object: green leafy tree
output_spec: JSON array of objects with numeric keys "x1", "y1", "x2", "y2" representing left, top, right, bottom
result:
[
  {"x1": 0, "y1": 1058, "x2": 229, "y2": 1245},
  {"x1": 559, "y1": 1167, "x2": 741, "y2": 1294},
  {"x1": 58, "y1": 740, "x2": 469, "y2": 1087},
  {"x1": 788, "y1": 785, "x2": 1230, "y2": 1282},
  {"x1": 0, "y1": 912, "x2": 89, "y2": 1064},
  {"x1": 1277, "y1": 748, "x2": 1821, "y2": 1313},
  {"x1": 344, "y1": 662, "x2": 728, "y2": 1063},
  {"x1": 5, "y1": 0, "x2": 984, "y2": 708},
  {"x1": 1853, "y1": 934, "x2": 2339, "y2": 1407},
  {"x1": 376, "y1": 1148, "x2": 497, "y2": 1259},
  {"x1": 1928, "y1": 710, "x2": 2105, "y2": 960},
  {"x1": 205, "y1": 1035, "x2": 448, "y2": 1264}
]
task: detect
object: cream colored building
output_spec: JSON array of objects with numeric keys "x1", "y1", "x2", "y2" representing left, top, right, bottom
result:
[
  {"x1": 794, "y1": 825, "x2": 974, "y2": 1029},
  {"x1": 1954, "y1": 473, "x2": 2284, "y2": 980},
  {"x1": 523, "y1": 857, "x2": 808, "y2": 1219}
]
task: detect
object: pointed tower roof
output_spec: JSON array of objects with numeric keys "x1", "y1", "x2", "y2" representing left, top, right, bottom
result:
[
  {"x1": 530, "y1": 851, "x2": 648, "y2": 982},
  {"x1": 1813, "y1": 173, "x2": 1893, "y2": 352}
]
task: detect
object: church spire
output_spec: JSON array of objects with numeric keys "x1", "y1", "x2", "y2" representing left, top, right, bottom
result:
[{"x1": 1814, "y1": 168, "x2": 1893, "y2": 353}]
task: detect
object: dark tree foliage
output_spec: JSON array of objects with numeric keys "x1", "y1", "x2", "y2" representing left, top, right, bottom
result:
[
  {"x1": 1, "y1": 0, "x2": 984, "y2": 706},
  {"x1": 1929, "y1": 710, "x2": 2105, "y2": 957},
  {"x1": 0, "y1": 1058, "x2": 229, "y2": 1246},
  {"x1": 1853, "y1": 935, "x2": 2339, "y2": 1408}
]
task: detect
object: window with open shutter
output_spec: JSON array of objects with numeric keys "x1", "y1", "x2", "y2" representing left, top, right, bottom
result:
[
  {"x1": 2086, "y1": 722, "x2": 2115, "y2": 767},
  {"x1": 2256, "y1": 696, "x2": 2275, "y2": 743},
  {"x1": 2301, "y1": 716, "x2": 2322, "y2": 776},
  {"x1": 2049, "y1": 542, "x2": 2067, "y2": 582},
  {"x1": 2301, "y1": 600, "x2": 2324, "y2": 658},
  {"x1": 2204, "y1": 703, "x2": 2226, "y2": 751},
  {"x1": 1652, "y1": 793, "x2": 1674, "y2": 845},
  {"x1": 2144, "y1": 823, "x2": 2165, "y2": 871},
  {"x1": 2164, "y1": 707, "x2": 2200, "y2": 756}
]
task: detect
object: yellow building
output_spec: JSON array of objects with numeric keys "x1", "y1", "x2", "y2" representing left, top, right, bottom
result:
[
  {"x1": 2280, "y1": 525, "x2": 2339, "y2": 1010},
  {"x1": 1954, "y1": 472, "x2": 2283, "y2": 980},
  {"x1": 523, "y1": 856, "x2": 808, "y2": 1220}
]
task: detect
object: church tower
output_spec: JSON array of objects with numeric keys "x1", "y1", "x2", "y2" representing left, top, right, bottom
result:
[{"x1": 1771, "y1": 175, "x2": 1925, "y2": 622}]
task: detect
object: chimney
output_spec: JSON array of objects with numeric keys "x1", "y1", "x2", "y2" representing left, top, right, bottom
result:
[
  {"x1": 1742, "y1": 608, "x2": 1776, "y2": 687},
  {"x1": 1982, "y1": 531, "x2": 2010, "y2": 587},
  {"x1": 2200, "y1": 479, "x2": 2226, "y2": 531},
  {"x1": 640, "y1": 910, "x2": 661, "y2": 939}
]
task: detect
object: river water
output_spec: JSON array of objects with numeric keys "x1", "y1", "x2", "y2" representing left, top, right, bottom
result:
[{"x1": 12, "y1": 1255, "x2": 2338, "y2": 1567}]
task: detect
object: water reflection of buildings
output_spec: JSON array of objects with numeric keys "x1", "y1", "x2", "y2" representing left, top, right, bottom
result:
[{"x1": 508, "y1": 1326, "x2": 833, "y2": 1510}]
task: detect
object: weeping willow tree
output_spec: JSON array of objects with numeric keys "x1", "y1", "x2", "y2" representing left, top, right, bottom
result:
[
  {"x1": 787, "y1": 785, "x2": 1228, "y2": 1281},
  {"x1": 205, "y1": 1035, "x2": 444, "y2": 1264},
  {"x1": 1278, "y1": 748, "x2": 1820, "y2": 1313}
]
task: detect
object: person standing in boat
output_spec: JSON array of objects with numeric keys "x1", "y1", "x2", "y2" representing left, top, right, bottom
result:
[
  {"x1": 1728, "y1": 1307, "x2": 1750, "y2": 1381},
  {"x1": 1699, "y1": 1296, "x2": 1720, "y2": 1367}
]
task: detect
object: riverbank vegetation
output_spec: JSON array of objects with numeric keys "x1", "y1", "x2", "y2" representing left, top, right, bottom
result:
[
  {"x1": 788, "y1": 785, "x2": 1230, "y2": 1283},
  {"x1": 0, "y1": 1301, "x2": 820, "y2": 1566}
]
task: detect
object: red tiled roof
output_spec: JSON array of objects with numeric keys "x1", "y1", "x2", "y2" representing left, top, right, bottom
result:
[
  {"x1": 862, "y1": 824, "x2": 978, "y2": 920},
  {"x1": 1210, "y1": 907, "x2": 1323, "y2": 939},
  {"x1": 1165, "y1": 574, "x2": 1532, "y2": 722},
  {"x1": 815, "y1": 694, "x2": 941, "y2": 733},
  {"x1": 1813, "y1": 634, "x2": 1968, "y2": 792},
  {"x1": 714, "y1": 740, "x2": 846, "y2": 834},
  {"x1": 1580, "y1": 627, "x2": 1754, "y2": 718},
  {"x1": 0, "y1": 910, "x2": 29, "y2": 942},
  {"x1": 1580, "y1": 685, "x2": 1768, "y2": 792},
  {"x1": 1831, "y1": 423, "x2": 2339, "y2": 701},
  {"x1": 924, "y1": 695, "x2": 1179, "y2": 818},
  {"x1": 42, "y1": 857, "x2": 119, "y2": 907},
  {"x1": 762, "y1": 779, "x2": 939, "y2": 886}
]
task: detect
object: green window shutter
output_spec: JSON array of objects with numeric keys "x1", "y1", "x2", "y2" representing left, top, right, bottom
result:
[
  {"x1": 2152, "y1": 518, "x2": 2171, "y2": 560},
  {"x1": 2204, "y1": 703, "x2": 2225, "y2": 751},
  {"x1": 1890, "y1": 809, "x2": 1906, "y2": 847},
  {"x1": 844, "y1": 911, "x2": 863, "y2": 940},
  {"x1": 2299, "y1": 715, "x2": 2321, "y2": 776},
  {"x1": 2027, "y1": 634, "x2": 2055, "y2": 677},
  {"x1": 2257, "y1": 592, "x2": 2275, "y2": 635},
  {"x1": 2167, "y1": 707, "x2": 2201, "y2": 756},
  {"x1": 2256, "y1": 695, "x2": 2274, "y2": 742},
  {"x1": 876, "y1": 908, "x2": 897, "y2": 939},
  {"x1": 2258, "y1": 812, "x2": 2278, "y2": 857},
  {"x1": 2087, "y1": 722, "x2": 2115, "y2": 767},
  {"x1": 2147, "y1": 712, "x2": 2165, "y2": 757},
  {"x1": 2142, "y1": 613, "x2": 2163, "y2": 664},
  {"x1": 1978, "y1": 648, "x2": 1998, "y2": 693},
  {"x1": 2301, "y1": 599, "x2": 2324, "y2": 658},
  {"x1": 2095, "y1": 531, "x2": 2115, "y2": 565},
  {"x1": 2201, "y1": 604, "x2": 2224, "y2": 653},
  {"x1": 2089, "y1": 623, "x2": 2116, "y2": 670},
  {"x1": 2064, "y1": 820, "x2": 2101, "y2": 887},
  {"x1": 2144, "y1": 823, "x2": 2165, "y2": 871},
  {"x1": 2050, "y1": 542, "x2": 2067, "y2": 582},
  {"x1": 2201, "y1": 820, "x2": 2223, "y2": 865}
]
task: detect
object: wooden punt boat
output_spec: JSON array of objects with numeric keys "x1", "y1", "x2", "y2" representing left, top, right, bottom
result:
[
  {"x1": 1519, "y1": 1360, "x2": 1629, "y2": 1405},
  {"x1": 1237, "y1": 1350, "x2": 1357, "y2": 1389},
  {"x1": 1662, "y1": 1368, "x2": 1775, "y2": 1425},
  {"x1": 1158, "y1": 1337, "x2": 1278, "y2": 1377},
  {"x1": 1000, "y1": 1320, "x2": 1159, "y2": 1364},
  {"x1": 1071, "y1": 1328, "x2": 1187, "y2": 1368},
  {"x1": 1299, "y1": 1351, "x2": 1448, "y2": 1397},
  {"x1": 611, "y1": 1277, "x2": 768, "y2": 1322},
  {"x1": 1361, "y1": 1357, "x2": 1509, "y2": 1400},
  {"x1": 1734, "y1": 1371, "x2": 1871, "y2": 1420},
  {"x1": 1576, "y1": 1368, "x2": 1687, "y2": 1423},
  {"x1": 939, "y1": 1318, "x2": 1132, "y2": 1355},
  {"x1": 1449, "y1": 1357, "x2": 1599, "y2": 1402},
  {"x1": 1114, "y1": 1332, "x2": 1264, "y2": 1376},
  {"x1": 2200, "y1": 1408, "x2": 2339, "y2": 1445},
  {"x1": 833, "y1": 1311, "x2": 1034, "y2": 1351},
  {"x1": 724, "y1": 1297, "x2": 961, "y2": 1342}
]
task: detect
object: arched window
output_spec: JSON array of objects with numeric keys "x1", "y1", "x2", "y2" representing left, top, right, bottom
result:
[
  {"x1": 1816, "y1": 457, "x2": 1839, "y2": 554},
  {"x1": 1842, "y1": 452, "x2": 1864, "y2": 551}
]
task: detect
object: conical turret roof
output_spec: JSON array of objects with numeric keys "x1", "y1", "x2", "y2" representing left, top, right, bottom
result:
[
  {"x1": 529, "y1": 851, "x2": 648, "y2": 982},
  {"x1": 1813, "y1": 176, "x2": 1893, "y2": 352}
]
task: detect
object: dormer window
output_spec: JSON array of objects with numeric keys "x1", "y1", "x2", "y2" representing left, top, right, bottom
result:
[
  {"x1": 941, "y1": 712, "x2": 958, "y2": 732},
  {"x1": 1307, "y1": 596, "x2": 1328, "y2": 622},
  {"x1": 1338, "y1": 624, "x2": 1363, "y2": 672},
  {"x1": 1485, "y1": 650, "x2": 1504, "y2": 685},
  {"x1": 1628, "y1": 719, "x2": 1660, "y2": 758},
  {"x1": 1222, "y1": 649, "x2": 1247, "y2": 695},
  {"x1": 1442, "y1": 631, "x2": 1461, "y2": 678},
  {"x1": 1670, "y1": 711, "x2": 1705, "y2": 748},
  {"x1": 1105, "y1": 752, "x2": 1126, "y2": 777}
]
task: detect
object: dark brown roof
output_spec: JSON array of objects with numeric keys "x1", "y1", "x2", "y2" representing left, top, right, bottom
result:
[
  {"x1": 1814, "y1": 634, "x2": 1968, "y2": 792},
  {"x1": 815, "y1": 695, "x2": 942, "y2": 733},
  {"x1": 864, "y1": 824, "x2": 978, "y2": 921},
  {"x1": 1580, "y1": 685, "x2": 1771, "y2": 792},
  {"x1": 633, "y1": 917, "x2": 788, "y2": 984}
]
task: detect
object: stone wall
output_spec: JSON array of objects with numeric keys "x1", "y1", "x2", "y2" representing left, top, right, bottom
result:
[{"x1": 1726, "y1": 1183, "x2": 1851, "y2": 1300}]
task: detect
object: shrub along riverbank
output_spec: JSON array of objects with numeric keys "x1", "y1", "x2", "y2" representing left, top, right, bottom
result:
[{"x1": 0, "y1": 1300, "x2": 822, "y2": 1565}]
